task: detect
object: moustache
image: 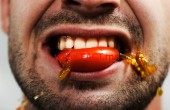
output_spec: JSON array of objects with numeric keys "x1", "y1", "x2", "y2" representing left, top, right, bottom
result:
[{"x1": 35, "y1": 9, "x2": 143, "y2": 47}]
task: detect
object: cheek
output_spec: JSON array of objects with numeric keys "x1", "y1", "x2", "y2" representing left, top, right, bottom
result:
[
  {"x1": 126, "y1": 0, "x2": 165, "y2": 33},
  {"x1": 40, "y1": 0, "x2": 62, "y2": 17},
  {"x1": 162, "y1": 0, "x2": 170, "y2": 20},
  {"x1": 9, "y1": 0, "x2": 55, "y2": 60},
  {"x1": 126, "y1": 0, "x2": 167, "y2": 51},
  {"x1": 120, "y1": 1, "x2": 138, "y2": 21},
  {"x1": 162, "y1": 1, "x2": 170, "y2": 56},
  {"x1": 125, "y1": 0, "x2": 170, "y2": 69},
  {"x1": 10, "y1": 0, "x2": 54, "y2": 39}
]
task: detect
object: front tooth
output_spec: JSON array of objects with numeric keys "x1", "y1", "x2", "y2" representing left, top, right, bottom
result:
[
  {"x1": 74, "y1": 37, "x2": 86, "y2": 49},
  {"x1": 108, "y1": 37, "x2": 115, "y2": 48},
  {"x1": 65, "y1": 36, "x2": 74, "y2": 49},
  {"x1": 86, "y1": 38, "x2": 98, "y2": 48},
  {"x1": 98, "y1": 37, "x2": 107, "y2": 47},
  {"x1": 58, "y1": 37, "x2": 66, "y2": 50}
]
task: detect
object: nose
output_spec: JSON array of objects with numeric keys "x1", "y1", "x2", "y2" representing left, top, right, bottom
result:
[{"x1": 62, "y1": 0, "x2": 120, "y2": 17}]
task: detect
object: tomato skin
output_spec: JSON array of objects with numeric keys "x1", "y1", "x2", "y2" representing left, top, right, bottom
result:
[{"x1": 57, "y1": 47, "x2": 119, "y2": 72}]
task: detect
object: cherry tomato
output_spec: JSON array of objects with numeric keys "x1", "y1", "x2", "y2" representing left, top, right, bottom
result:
[{"x1": 57, "y1": 47, "x2": 119, "y2": 72}]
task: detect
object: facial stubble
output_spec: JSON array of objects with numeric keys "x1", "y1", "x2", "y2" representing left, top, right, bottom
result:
[{"x1": 8, "y1": 10, "x2": 169, "y2": 110}]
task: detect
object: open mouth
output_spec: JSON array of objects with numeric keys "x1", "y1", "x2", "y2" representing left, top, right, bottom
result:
[
  {"x1": 41, "y1": 26, "x2": 132, "y2": 80},
  {"x1": 44, "y1": 28, "x2": 131, "y2": 57},
  {"x1": 47, "y1": 34, "x2": 129, "y2": 57}
]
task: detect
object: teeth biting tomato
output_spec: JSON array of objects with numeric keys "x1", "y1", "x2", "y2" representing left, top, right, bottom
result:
[
  {"x1": 55, "y1": 46, "x2": 157, "y2": 80},
  {"x1": 56, "y1": 47, "x2": 119, "y2": 72}
]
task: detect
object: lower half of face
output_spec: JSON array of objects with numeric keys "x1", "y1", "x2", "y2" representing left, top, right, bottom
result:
[{"x1": 8, "y1": 0, "x2": 169, "y2": 110}]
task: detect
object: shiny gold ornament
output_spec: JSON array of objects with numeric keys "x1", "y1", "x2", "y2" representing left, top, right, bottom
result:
[
  {"x1": 58, "y1": 60, "x2": 71, "y2": 80},
  {"x1": 120, "y1": 50, "x2": 157, "y2": 78},
  {"x1": 157, "y1": 87, "x2": 163, "y2": 96},
  {"x1": 59, "y1": 67, "x2": 71, "y2": 80}
]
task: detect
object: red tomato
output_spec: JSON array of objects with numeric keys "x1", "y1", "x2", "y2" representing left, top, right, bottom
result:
[{"x1": 57, "y1": 47, "x2": 119, "y2": 72}]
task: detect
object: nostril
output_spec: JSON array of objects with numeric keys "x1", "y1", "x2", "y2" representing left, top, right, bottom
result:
[
  {"x1": 65, "y1": 0, "x2": 81, "y2": 6},
  {"x1": 99, "y1": 3, "x2": 116, "y2": 8},
  {"x1": 62, "y1": 0, "x2": 120, "y2": 18}
]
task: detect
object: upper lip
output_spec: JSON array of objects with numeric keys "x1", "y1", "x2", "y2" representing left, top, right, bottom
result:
[{"x1": 41, "y1": 24, "x2": 132, "y2": 53}]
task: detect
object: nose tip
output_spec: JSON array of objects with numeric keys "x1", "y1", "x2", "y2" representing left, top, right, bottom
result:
[{"x1": 63, "y1": 0, "x2": 120, "y2": 17}]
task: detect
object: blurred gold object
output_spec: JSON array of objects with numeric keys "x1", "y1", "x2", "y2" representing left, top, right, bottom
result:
[
  {"x1": 59, "y1": 67, "x2": 71, "y2": 80},
  {"x1": 120, "y1": 50, "x2": 157, "y2": 78},
  {"x1": 157, "y1": 87, "x2": 163, "y2": 96},
  {"x1": 59, "y1": 60, "x2": 71, "y2": 80}
]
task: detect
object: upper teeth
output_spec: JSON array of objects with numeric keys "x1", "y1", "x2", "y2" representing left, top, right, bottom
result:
[
  {"x1": 74, "y1": 37, "x2": 85, "y2": 49},
  {"x1": 58, "y1": 36, "x2": 116, "y2": 50}
]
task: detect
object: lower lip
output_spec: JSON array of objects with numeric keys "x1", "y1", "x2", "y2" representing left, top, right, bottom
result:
[
  {"x1": 40, "y1": 46, "x2": 125, "y2": 81},
  {"x1": 69, "y1": 61, "x2": 124, "y2": 81}
]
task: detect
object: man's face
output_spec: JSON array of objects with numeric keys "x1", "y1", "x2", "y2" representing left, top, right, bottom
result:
[{"x1": 5, "y1": 0, "x2": 170, "y2": 110}]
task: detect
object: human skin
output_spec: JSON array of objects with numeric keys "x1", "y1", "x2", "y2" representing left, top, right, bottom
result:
[{"x1": 1, "y1": 0, "x2": 170, "y2": 110}]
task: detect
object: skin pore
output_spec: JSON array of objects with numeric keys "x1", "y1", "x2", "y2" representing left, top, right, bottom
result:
[{"x1": 1, "y1": 0, "x2": 170, "y2": 110}]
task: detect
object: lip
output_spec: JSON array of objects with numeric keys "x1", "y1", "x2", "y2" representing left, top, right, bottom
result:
[{"x1": 38, "y1": 24, "x2": 132, "y2": 81}]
